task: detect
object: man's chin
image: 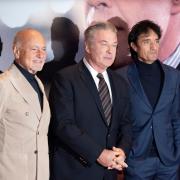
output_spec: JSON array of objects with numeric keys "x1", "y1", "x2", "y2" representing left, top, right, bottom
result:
[
  {"x1": 150, "y1": 57, "x2": 158, "y2": 62},
  {"x1": 31, "y1": 67, "x2": 43, "y2": 74}
]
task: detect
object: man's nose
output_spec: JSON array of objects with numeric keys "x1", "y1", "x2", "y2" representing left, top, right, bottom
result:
[
  {"x1": 106, "y1": 45, "x2": 113, "y2": 54},
  {"x1": 150, "y1": 42, "x2": 158, "y2": 50},
  {"x1": 37, "y1": 49, "x2": 46, "y2": 58}
]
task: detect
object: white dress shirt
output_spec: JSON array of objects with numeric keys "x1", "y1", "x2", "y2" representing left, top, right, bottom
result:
[{"x1": 83, "y1": 58, "x2": 113, "y2": 102}]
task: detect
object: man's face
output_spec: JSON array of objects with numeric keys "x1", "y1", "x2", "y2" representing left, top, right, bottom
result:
[
  {"x1": 131, "y1": 30, "x2": 160, "y2": 64},
  {"x1": 86, "y1": 29, "x2": 117, "y2": 72},
  {"x1": 15, "y1": 33, "x2": 46, "y2": 74},
  {"x1": 86, "y1": 0, "x2": 171, "y2": 67}
]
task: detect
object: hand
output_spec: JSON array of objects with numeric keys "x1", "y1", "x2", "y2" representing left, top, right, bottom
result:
[
  {"x1": 111, "y1": 156, "x2": 128, "y2": 170},
  {"x1": 108, "y1": 147, "x2": 128, "y2": 171},
  {"x1": 97, "y1": 149, "x2": 120, "y2": 168},
  {"x1": 112, "y1": 147, "x2": 126, "y2": 160}
]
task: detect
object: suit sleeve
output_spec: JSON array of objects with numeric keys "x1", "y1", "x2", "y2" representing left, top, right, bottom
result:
[
  {"x1": 49, "y1": 72, "x2": 103, "y2": 166},
  {"x1": 115, "y1": 77, "x2": 132, "y2": 156},
  {"x1": 117, "y1": 101, "x2": 132, "y2": 156}
]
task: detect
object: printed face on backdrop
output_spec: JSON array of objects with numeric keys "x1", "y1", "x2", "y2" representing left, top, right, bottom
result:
[{"x1": 86, "y1": 0, "x2": 179, "y2": 69}]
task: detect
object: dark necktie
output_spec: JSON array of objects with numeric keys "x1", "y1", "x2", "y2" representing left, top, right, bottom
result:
[{"x1": 97, "y1": 73, "x2": 112, "y2": 125}]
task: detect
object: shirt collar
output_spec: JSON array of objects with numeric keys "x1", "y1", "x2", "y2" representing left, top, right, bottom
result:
[
  {"x1": 14, "y1": 61, "x2": 35, "y2": 81},
  {"x1": 83, "y1": 58, "x2": 108, "y2": 78}
]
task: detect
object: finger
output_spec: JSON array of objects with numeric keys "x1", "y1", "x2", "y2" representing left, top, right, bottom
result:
[
  {"x1": 112, "y1": 146, "x2": 121, "y2": 152},
  {"x1": 114, "y1": 158, "x2": 128, "y2": 168},
  {"x1": 112, "y1": 152, "x2": 120, "y2": 158},
  {"x1": 113, "y1": 156, "x2": 125, "y2": 165},
  {"x1": 112, "y1": 147, "x2": 125, "y2": 158},
  {"x1": 109, "y1": 159, "x2": 118, "y2": 169},
  {"x1": 119, "y1": 161, "x2": 128, "y2": 168},
  {"x1": 111, "y1": 164, "x2": 123, "y2": 171}
]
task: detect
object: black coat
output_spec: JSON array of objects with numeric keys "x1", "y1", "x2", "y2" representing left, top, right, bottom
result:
[{"x1": 48, "y1": 61, "x2": 132, "y2": 180}]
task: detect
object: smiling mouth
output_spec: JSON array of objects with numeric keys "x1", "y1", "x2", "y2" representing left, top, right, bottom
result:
[
  {"x1": 150, "y1": 51, "x2": 158, "y2": 55},
  {"x1": 33, "y1": 60, "x2": 43, "y2": 63},
  {"x1": 104, "y1": 57, "x2": 112, "y2": 60}
]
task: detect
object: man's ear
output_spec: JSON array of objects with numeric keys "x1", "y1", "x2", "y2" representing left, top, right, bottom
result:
[
  {"x1": 130, "y1": 42, "x2": 137, "y2": 52},
  {"x1": 85, "y1": 42, "x2": 90, "y2": 54},
  {"x1": 13, "y1": 46, "x2": 20, "y2": 59},
  {"x1": 171, "y1": 0, "x2": 180, "y2": 15}
]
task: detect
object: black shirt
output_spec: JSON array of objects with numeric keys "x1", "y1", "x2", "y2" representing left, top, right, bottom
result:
[
  {"x1": 135, "y1": 59, "x2": 164, "y2": 109},
  {"x1": 14, "y1": 62, "x2": 43, "y2": 110}
]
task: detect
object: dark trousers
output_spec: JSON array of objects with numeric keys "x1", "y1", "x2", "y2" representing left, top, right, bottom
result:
[{"x1": 125, "y1": 157, "x2": 179, "y2": 180}]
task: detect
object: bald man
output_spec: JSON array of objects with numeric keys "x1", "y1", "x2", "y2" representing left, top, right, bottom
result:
[{"x1": 0, "y1": 28, "x2": 50, "y2": 180}]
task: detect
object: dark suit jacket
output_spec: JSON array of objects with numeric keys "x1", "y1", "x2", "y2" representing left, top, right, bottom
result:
[
  {"x1": 117, "y1": 61, "x2": 180, "y2": 166},
  {"x1": 48, "y1": 61, "x2": 132, "y2": 180}
]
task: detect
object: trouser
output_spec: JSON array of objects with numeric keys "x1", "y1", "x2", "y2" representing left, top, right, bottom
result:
[{"x1": 125, "y1": 156, "x2": 179, "y2": 180}]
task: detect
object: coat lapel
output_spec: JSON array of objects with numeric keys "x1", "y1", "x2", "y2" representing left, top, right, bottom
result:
[
  {"x1": 127, "y1": 63, "x2": 152, "y2": 109},
  {"x1": 107, "y1": 69, "x2": 118, "y2": 127},
  {"x1": 154, "y1": 64, "x2": 170, "y2": 112},
  {"x1": 78, "y1": 62, "x2": 108, "y2": 126},
  {"x1": 9, "y1": 64, "x2": 42, "y2": 119},
  {"x1": 35, "y1": 75, "x2": 45, "y2": 112},
  {"x1": 35, "y1": 75, "x2": 51, "y2": 129}
]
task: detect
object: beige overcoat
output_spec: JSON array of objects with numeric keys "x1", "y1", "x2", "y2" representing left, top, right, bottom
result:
[{"x1": 0, "y1": 64, "x2": 50, "y2": 180}]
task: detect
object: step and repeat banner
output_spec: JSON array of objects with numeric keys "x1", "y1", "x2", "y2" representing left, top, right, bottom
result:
[{"x1": 0, "y1": 0, "x2": 179, "y2": 72}]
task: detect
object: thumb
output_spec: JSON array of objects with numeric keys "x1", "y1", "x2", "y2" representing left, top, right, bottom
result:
[{"x1": 112, "y1": 146, "x2": 121, "y2": 152}]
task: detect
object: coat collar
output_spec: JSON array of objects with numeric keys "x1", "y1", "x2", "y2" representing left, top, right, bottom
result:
[{"x1": 8, "y1": 64, "x2": 42, "y2": 119}]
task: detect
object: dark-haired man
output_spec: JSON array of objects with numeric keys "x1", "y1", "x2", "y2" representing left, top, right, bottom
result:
[{"x1": 118, "y1": 20, "x2": 180, "y2": 180}]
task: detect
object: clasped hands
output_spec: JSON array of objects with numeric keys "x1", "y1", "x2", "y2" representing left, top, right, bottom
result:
[{"x1": 97, "y1": 147, "x2": 128, "y2": 171}]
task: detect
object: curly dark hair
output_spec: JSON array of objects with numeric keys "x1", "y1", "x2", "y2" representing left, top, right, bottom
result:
[{"x1": 128, "y1": 20, "x2": 162, "y2": 59}]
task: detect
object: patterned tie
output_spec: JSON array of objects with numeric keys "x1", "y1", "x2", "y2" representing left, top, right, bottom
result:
[{"x1": 97, "y1": 73, "x2": 112, "y2": 125}]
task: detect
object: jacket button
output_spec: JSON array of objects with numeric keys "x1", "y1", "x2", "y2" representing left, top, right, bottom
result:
[
  {"x1": 34, "y1": 150, "x2": 38, "y2": 154},
  {"x1": 25, "y1": 112, "x2": 29, "y2": 116}
]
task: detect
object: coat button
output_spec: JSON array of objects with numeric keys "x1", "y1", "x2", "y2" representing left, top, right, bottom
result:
[
  {"x1": 25, "y1": 112, "x2": 29, "y2": 116},
  {"x1": 34, "y1": 150, "x2": 38, "y2": 154}
]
